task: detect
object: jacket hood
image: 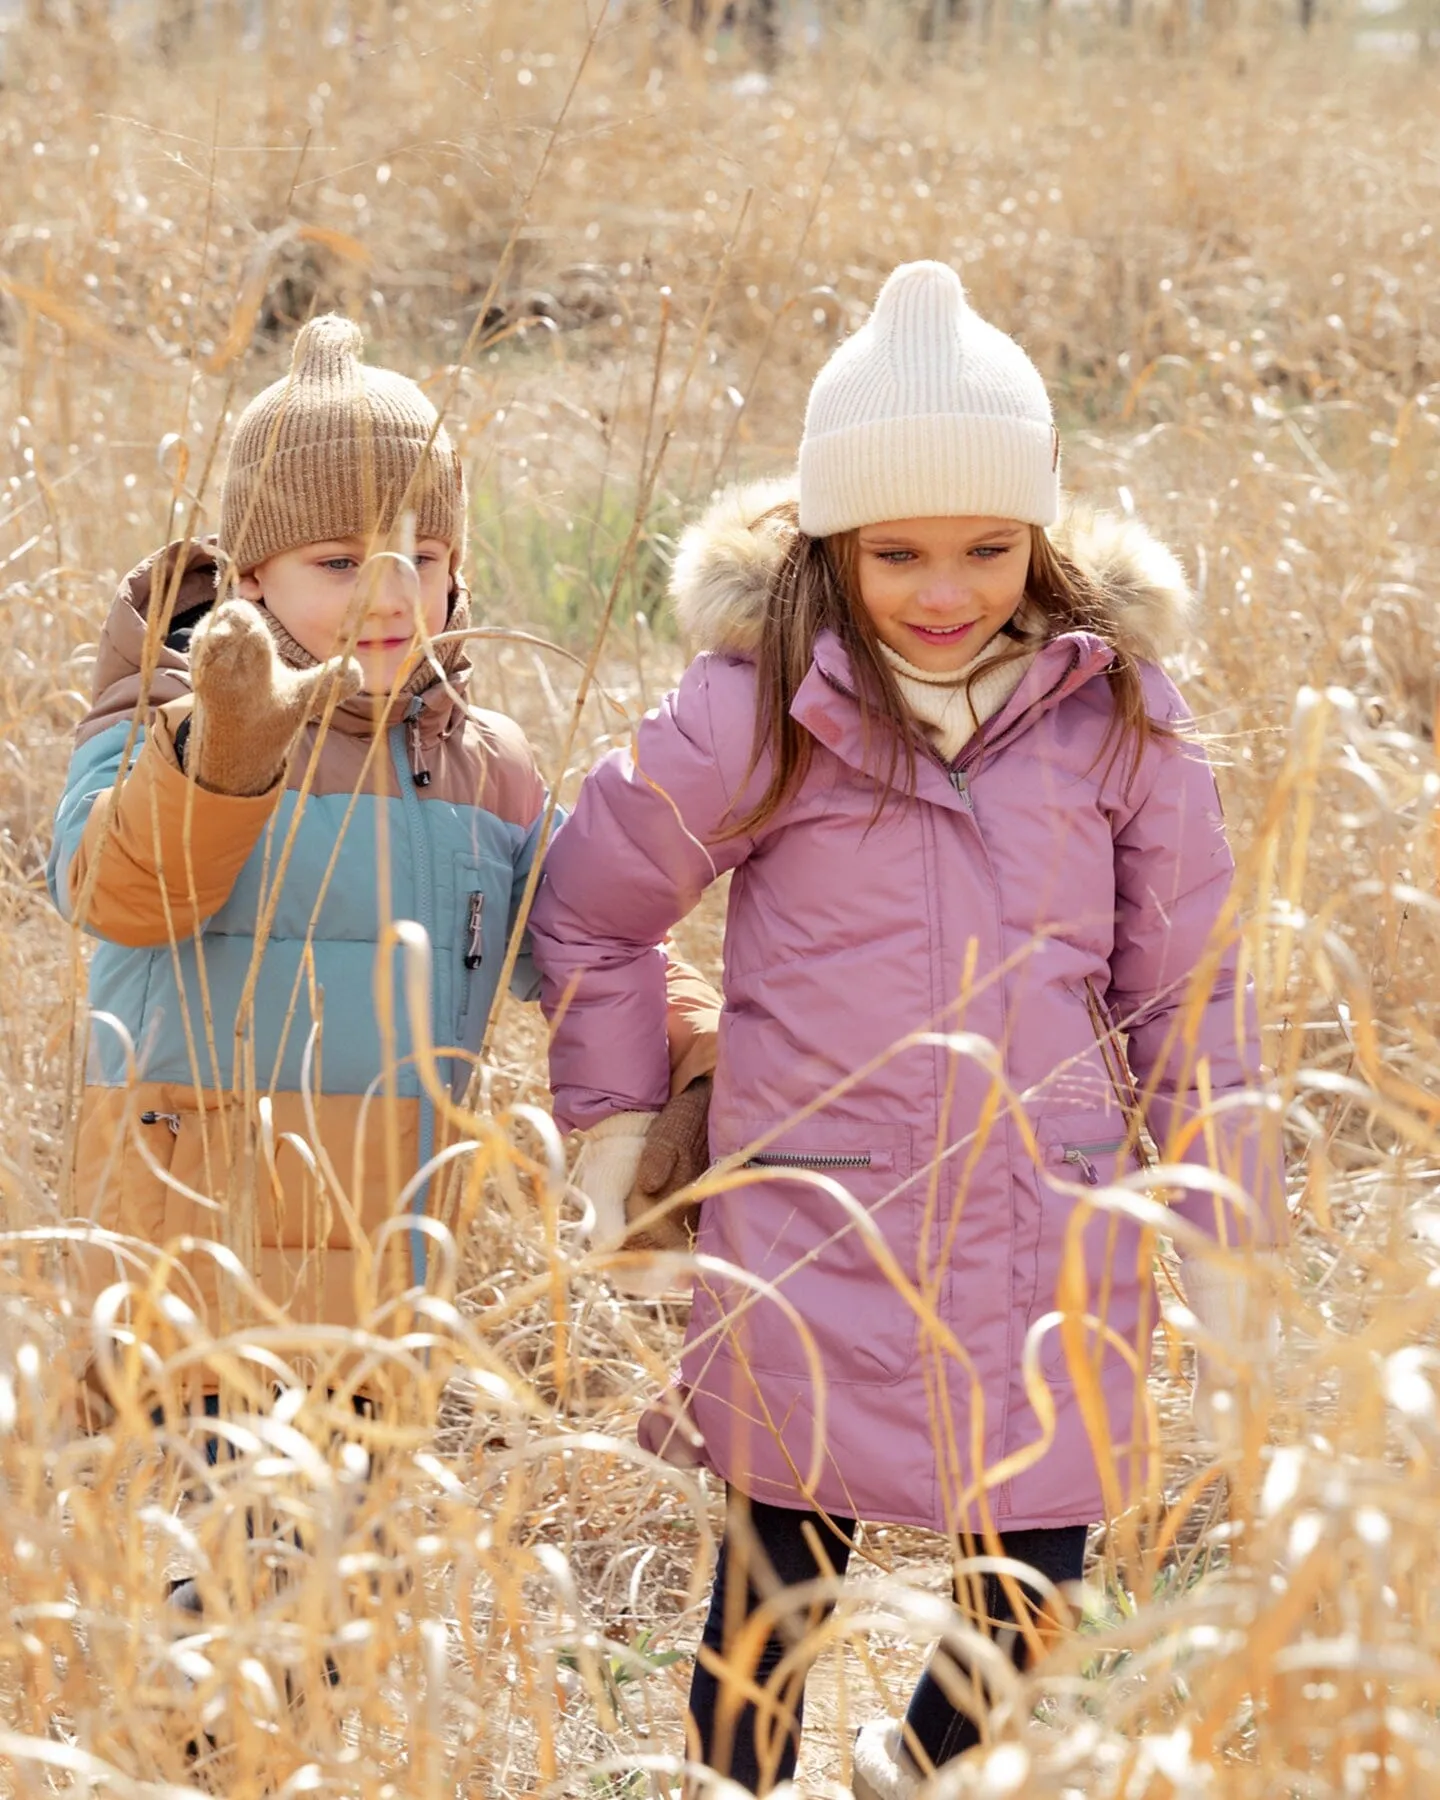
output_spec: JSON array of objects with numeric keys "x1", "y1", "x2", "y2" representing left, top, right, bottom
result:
[{"x1": 668, "y1": 477, "x2": 1196, "y2": 666}]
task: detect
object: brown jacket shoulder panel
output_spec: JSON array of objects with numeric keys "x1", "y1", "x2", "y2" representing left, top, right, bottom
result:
[
  {"x1": 461, "y1": 707, "x2": 547, "y2": 830},
  {"x1": 79, "y1": 540, "x2": 220, "y2": 746}
]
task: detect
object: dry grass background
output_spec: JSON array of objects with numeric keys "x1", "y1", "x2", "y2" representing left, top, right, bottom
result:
[{"x1": 1, "y1": 0, "x2": 1439, "y2": 1794}]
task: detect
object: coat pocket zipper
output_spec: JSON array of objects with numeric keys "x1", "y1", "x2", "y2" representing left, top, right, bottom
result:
[
  {"x1": 747, "y1": 1150, "x2": 873, "y2": 1171},
  {"x1": 464, "y1": 890, "x2": 485, "y2": 969},
  {"x1": 139, "y1": 1110, "x2": 182, "y2": 1136},
  {"x1": 1061, "y1": 1139, "x2": 1127, "y2": 1186}
]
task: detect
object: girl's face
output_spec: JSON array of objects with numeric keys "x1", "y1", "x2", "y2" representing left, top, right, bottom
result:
[
  {"x1": 853, "y1": 516, "x2": 1031, "y2": 673},
  {"x1": 238, "y1": 536, "x2": 453, "y2": 695}
]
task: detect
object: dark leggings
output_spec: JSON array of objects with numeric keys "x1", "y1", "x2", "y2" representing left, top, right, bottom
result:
[{"x1": 687, "y1": 1491, "x2": 1088, "y2": 1794}]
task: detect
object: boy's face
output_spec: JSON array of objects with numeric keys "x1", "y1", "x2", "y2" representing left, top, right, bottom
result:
[{"x1": 238, "y1": 536, "x2": 454, "y2": 695}]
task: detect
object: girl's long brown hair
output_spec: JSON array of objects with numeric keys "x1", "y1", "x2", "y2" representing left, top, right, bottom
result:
[{"x1": 726, "y1": 501, "x2": 1171, "y2": 838}]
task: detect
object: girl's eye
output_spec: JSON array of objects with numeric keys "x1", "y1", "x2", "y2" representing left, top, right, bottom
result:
[
  {"x1": 970, "y1": 545, "x2": 1010, "y2": 561},
  {"x1": 875, "y1": 549, "x2": 915, "y2": 565}
]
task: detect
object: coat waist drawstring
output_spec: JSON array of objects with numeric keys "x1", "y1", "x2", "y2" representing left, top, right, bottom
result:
[{"x1": 406, "y1": 715, "x2": 432, "y2": 787}]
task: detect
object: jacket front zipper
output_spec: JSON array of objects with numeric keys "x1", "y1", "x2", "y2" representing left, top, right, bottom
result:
[
  {"x1": 391, "y1": 711, "x2": 436, "y2": 1281},
  {"x1": 140, "y1": 1110, "x2": 181, "y2": 1135},
  {"x1": 748, "y1": 1150, "x2": 872, "y2": 1171}
]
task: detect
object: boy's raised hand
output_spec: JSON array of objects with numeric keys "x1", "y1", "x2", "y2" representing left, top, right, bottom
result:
[{"x1": 186, "y1": 599, "x2": 363, "y2": 797}]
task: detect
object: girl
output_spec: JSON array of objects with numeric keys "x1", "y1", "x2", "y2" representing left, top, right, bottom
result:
[{"x1": 530, "y1": 263, "x2": 1283, "y2": 1795}]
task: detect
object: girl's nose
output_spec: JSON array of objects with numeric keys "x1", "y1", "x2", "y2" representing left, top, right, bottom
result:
[{"x1": 915, "y1": 577, "x2": 965, "y2": 613}]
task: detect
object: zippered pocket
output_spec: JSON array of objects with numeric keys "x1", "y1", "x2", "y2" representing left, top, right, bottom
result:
[
  {"x1": 700, "y1": 1120, "x2": 917, "y2": 1384},
  {"x1": 747, "y1": 1150, "x2": 874, "y2": 1171},
  {"x1": 1060, "y1": 1139, "x2": 1128, "y2": 1187},
  {"x1": 1034, "y1": 1123, "x2": 1148, "y2": 1381},
  {"x1": 464, "y1": 891, "x2": 485, "y2": 969}
]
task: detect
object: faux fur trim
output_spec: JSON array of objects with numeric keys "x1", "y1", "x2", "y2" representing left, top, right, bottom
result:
[
  {"x1": 666, "y1": 477, "x2": 797, "y2": 660},
  {"x1": 668, "y1": 475, "x2": 1196, "y2": 664}
]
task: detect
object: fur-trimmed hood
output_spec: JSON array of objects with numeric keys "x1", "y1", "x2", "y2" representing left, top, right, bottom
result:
[{"x1": 668, "y1": 477, "x2": 1196, "y2": 665}]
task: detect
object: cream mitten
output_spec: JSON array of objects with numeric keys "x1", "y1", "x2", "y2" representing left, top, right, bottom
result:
[
  {"x1": 186, "y1": 599, "x2": 362, "y2": 797},
  {"x1": 1181, "y1": 1257, "x2": 1279, "y2": 1447},
  {"x1": 571, "y1": 1111, "x2": 654, "y2": 1252},
  {"x1": 852, "y1": 1720, "x2": 922, "y2": 1800}
]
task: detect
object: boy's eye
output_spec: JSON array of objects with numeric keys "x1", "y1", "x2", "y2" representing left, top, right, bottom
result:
[{"x1": 319, "y1": 557, "x2": 358, "y2": 572}]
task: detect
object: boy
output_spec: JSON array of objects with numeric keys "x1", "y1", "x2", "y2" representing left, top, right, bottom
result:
[{"x1": 48, "y1": 314, "x2": 715, "y2": 1414}]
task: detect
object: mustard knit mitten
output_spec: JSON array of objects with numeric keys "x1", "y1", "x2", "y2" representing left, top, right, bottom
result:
[{"x1": 186, "y1": 599, "x2": 362, "y2": 797}]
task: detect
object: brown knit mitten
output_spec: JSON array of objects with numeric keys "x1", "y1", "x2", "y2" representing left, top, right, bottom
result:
[
  {"x1": 186, "y1": 599, "x2": 362, "y2": 797},
  {"x1": 624, "y1": 1076, "x2": 712, "y2": 1254}
]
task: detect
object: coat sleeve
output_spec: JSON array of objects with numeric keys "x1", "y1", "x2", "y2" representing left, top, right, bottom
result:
[
  {"x1": 663, "y1": 951, "x2": 722, "y2": 1097},
  {"x1": 506, "y1": 807, "x2": 551, "y2": 1005},
  {"x1": 513, "y1": 825, "x2": 722, "y2": 1077},
  {"x1": 48, "y1": 698, "x2": 283, "y2": 948},
  {"x1": 529, "y1": 655, "x2": 756, "y2": 1132},
  {"x1": 1107, "y1": 670, "x2": 1286, "y2": 1247}
]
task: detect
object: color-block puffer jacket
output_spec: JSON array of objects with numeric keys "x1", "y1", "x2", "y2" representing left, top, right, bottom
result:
[
  {"x1": 49, "y1": 540, "x2": 716, "y2": 1341},
  {"x1": 531, "y1": 490, "x2": 1286, "y2": 1534}
]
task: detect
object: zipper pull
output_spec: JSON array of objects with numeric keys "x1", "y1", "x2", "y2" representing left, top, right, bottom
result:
[
  {"x1": 948, "y1": 766, "x2": 973, "y2": 811},
  {"x1": 1063, "y1": 1148, "x2": 1099, "y2": 1186},
  {"x1": 139, "y1": 1110, "x2": 181, "y2": 1136},
  {"x1": 407, "y1": 716, "x2": 432, "y2": 787},
  {"x1": 464, "y1": 891, "x2": 485, "y2": 968}
]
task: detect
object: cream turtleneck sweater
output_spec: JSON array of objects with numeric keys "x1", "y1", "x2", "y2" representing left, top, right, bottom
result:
[{"x1": 879, "y1": 627, "x2": 1040, "y2": 764}]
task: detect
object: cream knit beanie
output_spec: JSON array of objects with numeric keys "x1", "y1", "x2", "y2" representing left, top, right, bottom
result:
[
  {"x1": 219, "y1": 315, "x2": 466, "y2": 573},
  {"x1": 798, "y1": 261, "x2": 1059, "y2": 538}
]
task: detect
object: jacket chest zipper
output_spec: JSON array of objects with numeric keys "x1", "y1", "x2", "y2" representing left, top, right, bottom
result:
[
  {"x1": 390, "y1": 713, "x2": 436, "y2": 1282},
  {"x1": 747, "y1": 1151, "x2": 873, "y2": 1171},
  {"x1": 464, "y1": 891, "x2": 485, "y2": 969}
]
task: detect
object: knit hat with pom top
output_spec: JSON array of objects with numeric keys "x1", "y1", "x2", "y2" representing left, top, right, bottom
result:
[
  {"x1": 798, "y1": 261, "x2": 1059, "y2": 538},
  {"x1": 218, "y1": 315, "x2": 466, "y2": 572}
]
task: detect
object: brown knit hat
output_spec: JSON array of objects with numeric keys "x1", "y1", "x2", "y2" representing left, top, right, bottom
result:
[{"x1": 218, "y1": 315, "x2": 466, "y2": 573}]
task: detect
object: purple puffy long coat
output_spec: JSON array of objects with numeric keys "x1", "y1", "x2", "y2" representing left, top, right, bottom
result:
[{"x1": 531, "y1": 486, "x2": 1283, "y2": 1533}]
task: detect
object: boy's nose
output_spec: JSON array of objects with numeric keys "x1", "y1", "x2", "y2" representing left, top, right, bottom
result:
[{"x1": 370, "y1": 563, "x2": 418, "y2": 619}]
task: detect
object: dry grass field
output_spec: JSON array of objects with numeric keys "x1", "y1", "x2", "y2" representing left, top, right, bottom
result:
[{"x1": 1, "y1": 1, "x2": 1439, "y2": 1794}]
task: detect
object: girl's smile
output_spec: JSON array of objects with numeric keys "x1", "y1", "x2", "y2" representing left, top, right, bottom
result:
[{"x1": 904, "y1": 619, "x2": 977, "y2": 645}]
